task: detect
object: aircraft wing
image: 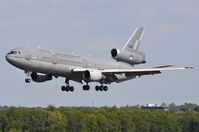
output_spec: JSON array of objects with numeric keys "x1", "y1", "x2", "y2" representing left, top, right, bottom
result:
[
  {"x1": 72, "y1": 65, "x2": 193, "y2": 83},
  {"x1": 73, "y1": 65, "x2": 192, "y2": 74},
  {"x1": 102, "y1": 66, "x2": 192, "y2": 74}
]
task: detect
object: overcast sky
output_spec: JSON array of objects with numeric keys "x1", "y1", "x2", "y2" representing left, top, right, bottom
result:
[{"x1": 0, "y1": 0, "x2": 198, "y2": 107}]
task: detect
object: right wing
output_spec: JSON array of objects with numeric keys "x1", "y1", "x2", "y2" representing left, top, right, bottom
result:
[
  {"x1": 102, "y1": 65, "x2": 192, "y2": 75},
  {"x1": 72, "y1": 65, "x2": 193, "y2": 83}
]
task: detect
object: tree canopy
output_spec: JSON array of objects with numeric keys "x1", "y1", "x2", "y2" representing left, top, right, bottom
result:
[{"x1": 0, "y1": 106, "x2": 199, "y2": 132}]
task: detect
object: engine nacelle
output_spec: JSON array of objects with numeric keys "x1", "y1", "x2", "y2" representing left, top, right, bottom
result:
[
  {"x1": 111, "y1": 48, "x2": 146, "y2": 65},
  {"x1": 111, "y1": 48, "x2": 120, "y2": 58},
  {"x1": 31, "y1": 73, "x2": 52, "y2": 83},
  {"x1": 83, "y1": 69, "x2": 103, "y2": 82}
]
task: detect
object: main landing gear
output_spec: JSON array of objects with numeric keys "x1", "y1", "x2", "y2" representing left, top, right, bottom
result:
[
  {"x1": 82, "y1": 84, "x2": 108, "y2": 92},
  {"x1": 60, "y1": 79, "x2": 109, "y2": 92},
  {"x1": 61, "y1": 84, "x2": 108, "y2": 92},
  {"x1": 61, "y1": 79, "x2": 74, "y2": 92},
  {"x1": 95, "y1": 85, "x2": 108, "y2": 91},
  {"x1": 82, "y1": 85, "x2": 108, "y2": 92},
  {"x1": 61, "y1": 85, "x2": 74, "y2": 92},
  {"x1": 82, "y1": 85, "x2": 90, "y2": 91}
]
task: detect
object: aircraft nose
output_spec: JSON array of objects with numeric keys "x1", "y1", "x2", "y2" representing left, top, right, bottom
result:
[
  {"x1": 5, "y1": 53, "x2": 13, "y2": 64},
  {"x1": 5, "y1": 54, "x2": 11, "y2": 62}
]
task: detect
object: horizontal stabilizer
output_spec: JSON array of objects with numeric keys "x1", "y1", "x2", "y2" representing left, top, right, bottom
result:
[{"x1": 153, "y1": 65, "x2": 173, "y2": 68}]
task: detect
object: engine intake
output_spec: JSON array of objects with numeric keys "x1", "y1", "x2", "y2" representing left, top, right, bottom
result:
[
  {"x1": 111, "y1": 48, "x2": 119, "y2": 58},
  {"x1": 111, "y1": 48, "x2": 146, "y2": 65},
  {"x1": 83, "y1": 69, "x2": 103, "y2": 82}
]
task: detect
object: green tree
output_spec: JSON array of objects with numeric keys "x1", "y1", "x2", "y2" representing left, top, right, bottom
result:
[
  {"x1": 168, "y1": 103, "x2": 176, "y2": 107},
  {"x1": 161, "y1": 103, "x2": 167, "y2": 107},
  {"x1": 0, "y1": 111, "x2": 8, "y2": 132}
]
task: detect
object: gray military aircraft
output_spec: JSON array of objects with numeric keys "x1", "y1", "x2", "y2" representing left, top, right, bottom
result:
[{"x1": 6, "y1": 27, "x2": 192, "y2": 92}]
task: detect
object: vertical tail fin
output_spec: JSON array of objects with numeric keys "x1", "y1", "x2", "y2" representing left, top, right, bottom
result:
[
  {"x1": 111, "y1": 27, "x2": 146, "y2": 65},
  {"x1": 122, "y1": 27, "x2": 144, "y2": 52}
]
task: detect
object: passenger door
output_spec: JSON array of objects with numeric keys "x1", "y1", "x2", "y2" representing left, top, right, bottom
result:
[
  {"x1": 82, "y1": 59, "x2": 87, "y2": 68},
  {"x1": 52, "y1": 53, "x2": 57, "y2": 64},
  {"x1": 26, "y1": 51, "x2": 30, "y2": 60}
]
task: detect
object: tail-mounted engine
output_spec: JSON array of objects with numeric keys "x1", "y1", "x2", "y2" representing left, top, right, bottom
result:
[
  {"x1": 31, "y1": 73, "x2": 52, "y2": 83},
  {"x1": 111, "y1": 48, "x2": 146, "y2": 65}
]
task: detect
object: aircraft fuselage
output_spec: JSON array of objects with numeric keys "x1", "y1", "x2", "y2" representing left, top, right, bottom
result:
[{"x1": 6, "y1": 47, "x2": 134, "y2": 83}]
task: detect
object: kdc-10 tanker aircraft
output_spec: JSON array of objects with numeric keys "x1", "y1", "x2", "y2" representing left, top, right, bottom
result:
[{"x1": 6, "y1": 27, "x2": 193, "y2": 92}]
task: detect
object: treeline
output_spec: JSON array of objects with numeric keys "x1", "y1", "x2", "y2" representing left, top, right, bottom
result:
[
  {"x1": 160, "y1": 102, "x2": 199, "y2": 112},
  {"x1": 1, "y1": 106, "x2": 199, "y2": 132}
]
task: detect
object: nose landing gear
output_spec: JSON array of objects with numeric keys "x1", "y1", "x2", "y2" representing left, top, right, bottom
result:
[
  {"x1": 25, "y1": 71, "x2": 32, "y2": 83},
  {"x1": 25, "y1": 78, "x2": 31, "y2": 83}
]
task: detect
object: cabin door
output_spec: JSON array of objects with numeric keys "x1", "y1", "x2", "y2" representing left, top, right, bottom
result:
[
  {"x1": 83, "y1": 59, "x2": 87, "y2": 68},
  {"x1": 26, "y1": 51, "x2": 30, "y2": 60},
  {"x1": 52, "y1": 53, "x2": 57, "y2": 64}
]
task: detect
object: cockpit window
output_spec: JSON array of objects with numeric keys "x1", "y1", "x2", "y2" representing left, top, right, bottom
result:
[
  {"x1": 7, "y1": 51, "x2": 20, "y2": 55},
  {"x1": 9, "y1": 51, "x2": 17, "y2": 54}
]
